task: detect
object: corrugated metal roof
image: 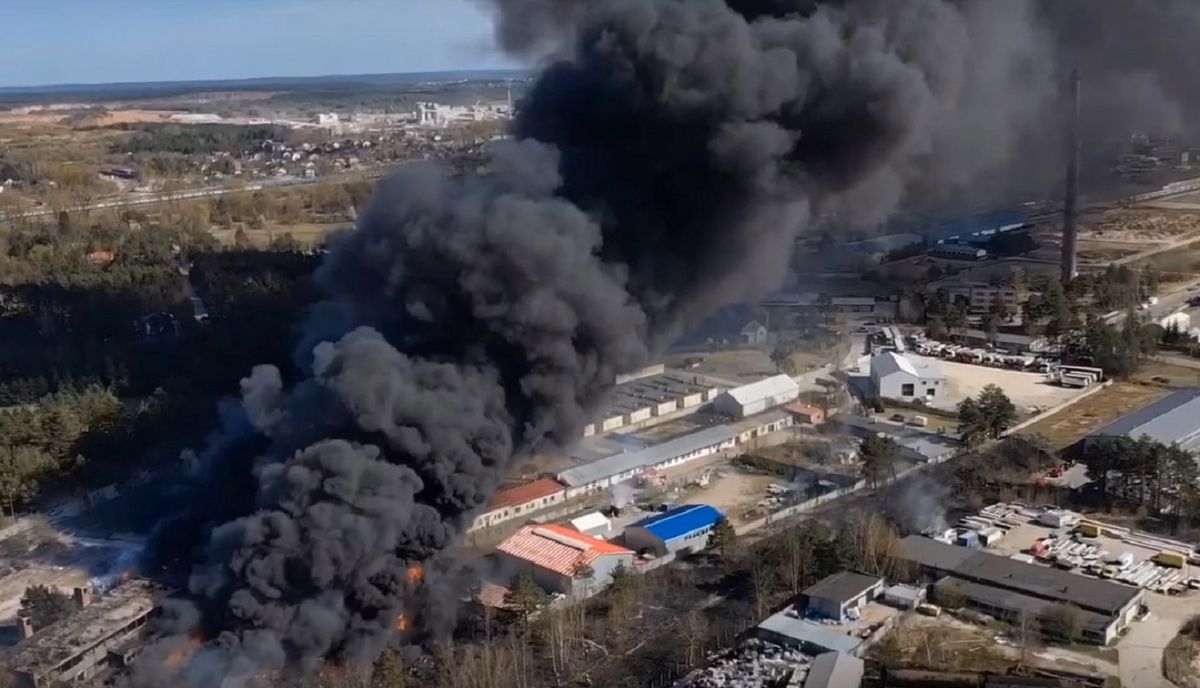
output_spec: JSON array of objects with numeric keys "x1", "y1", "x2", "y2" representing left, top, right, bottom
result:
[
  {"x1": 487, "y1": 478, "x2": 565, "y2": 511},
  {"x1": 558, "y1": 425, "x2": 735, "y2": 487},
  {"x1": 631, "y1": 504, "x2": 723, "y2": 542},
  {"x1": 569, "y1": 511, "x2": 610, "y2": 534},
  {"x1": 1088, "y1": 388, "x2": 1200, "y2": 452},
  {"x1": 803, "y1": 652, "x2": 864, "y2": 688},
  {"x1": 757, "y1": 613, "x2": 861, "y2": 654},
  {"x1": 724, "y1": 375, "x2": 800, "y2": 406},
  {"x1": 495, "y1": 524, "x2": 632, "y2": 577},
  {"x1": 870, "y1": 352, "x2": 944, "y2": 380},
  {"x1": 803, "y1": 571, "x2": 882, "y2": 604}
]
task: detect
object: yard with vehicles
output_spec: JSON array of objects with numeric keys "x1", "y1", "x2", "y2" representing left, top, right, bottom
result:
[{"x1": 898, "y1": 353, "x2": 1085, "y2": 415}]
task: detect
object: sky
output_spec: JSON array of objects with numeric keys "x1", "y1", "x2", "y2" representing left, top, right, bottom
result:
[{"x1": 0, "y1": 0, "x2": 522, "y2": 88}]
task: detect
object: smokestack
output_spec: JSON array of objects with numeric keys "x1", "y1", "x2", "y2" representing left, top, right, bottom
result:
[
  {"x1": 1061, "y1": 68, "x2": 1081, "y2": 283},
  {"x1": 73, "y1": 586, "x2": 92, "y2": 609},
  {"x1": 16, "y1": 611, "x2": 33, "y2": 640}
]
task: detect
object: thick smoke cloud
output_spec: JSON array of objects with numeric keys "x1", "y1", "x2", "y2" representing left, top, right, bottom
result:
[{"x1": 139, "y1": 1, "x2": 1200, "y2": 685}]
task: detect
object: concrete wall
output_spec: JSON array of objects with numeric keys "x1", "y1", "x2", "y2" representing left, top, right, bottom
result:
[{"x1": 602, "y1": 415, "x2": 625, "y2": 432}]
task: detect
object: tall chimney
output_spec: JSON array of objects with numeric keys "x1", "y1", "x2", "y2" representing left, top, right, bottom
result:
[
  {"x1": 1061, "y1": 68, "x2": 1081, "y2": 283},
  {"x1": 73, "y1": 586, "x2": 91, "y2": 609},
  {"x1": 16, "y1": 612, "x2": 33, "y2": 640}
]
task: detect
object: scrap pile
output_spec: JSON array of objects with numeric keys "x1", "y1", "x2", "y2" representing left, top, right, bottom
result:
[{"x1": 676, "y1": 639, "x2": 810, "y2": 688}]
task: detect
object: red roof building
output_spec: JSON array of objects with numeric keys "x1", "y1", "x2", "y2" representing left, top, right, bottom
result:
[
  {"x1": 470, "y1": 478, "x2": 566, "y2": 532},
  {"x1": 495, "y1": 524, "x2": 634, "y2": 595}
]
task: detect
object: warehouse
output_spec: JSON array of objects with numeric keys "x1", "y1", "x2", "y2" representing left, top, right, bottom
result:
[
  {"x1": 803, "y1": 652, "x2": 864, "y2": 688},
  {"x1": 900, "y1": 536, "x2": 1142, "y2": 644},
  {"x1": 1, "y1": 580, "x2": 163, "y2": 688},
  {"x1": 1082, "y1": 388, "x2": 1200, "y2": 453},
  {"x1": 623, "y1": 504, "x2": 724, "y2": 557},
  {"x1": 582, "y1": 368, "x2": 721, "y2": 436},
  {"x1": 869, "y1": 352, "x2": 945, "y2": 402},
  {"x1": 729, "y1": 409, "x2": 794, "y2": 443},
  {"x1": 468, "y1": 478, "x2": 566, "y2": 532},
  {"x1": 558, "y1": 425, "x2": 736, "y2": 498},
  {"x1": 495, "y1": 524, "x2": 634, "y2": 596},
  {"x1": 803, "y1": 571, "x2": 884, "y2": 621},
  {"x1": 714, "y1": 374, "x2": 800, "y2": 418}
]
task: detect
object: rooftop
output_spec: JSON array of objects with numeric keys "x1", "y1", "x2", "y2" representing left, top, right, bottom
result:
[
  {"x1": 558, "y1": 424, "x2": 735, "y2": 487},
  {"x1": 756, "y1": 613, "x2": 861, "y2": 655},
  {"x1": 495, "y1": 524, "x2": 632, "y2": 577},
  {"x1": 1087, "y1": 388, "x2": 1200, "y2": 452},
  {"x1": 631, "y1": 504, "x2": 723, "y2": 542},
  {"x1": 804, "y1": 651, "x2": 865, "y2": 688},
  {"x1": 4, "y1": 579, "x2": 161, "y2": 678},
  {"x1": 803, "y1": 571, "x2": 883, "y2": 604},
  {"x1": 870, "y1": 352, "x2": 945, "y2": 380},
  {"x1": 900, "y1": 536, "x2": 1141, "y2": 616},
  {"x1": 937, "y1": 576, "x2": 1114, "y2": 636},
  {"x1": 487, "y1": 478, "x2": 565, "y2": 512},
  {"x1": 568, "y1": 511, "x2": 610, "y2": 534},
  {"x1": 723, "y1": 375, "x2": 800, "y2": 406}
]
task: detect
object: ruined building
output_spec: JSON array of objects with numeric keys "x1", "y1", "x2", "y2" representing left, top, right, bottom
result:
[{"x1": 1, "y1": 580, "x2": 162, "y2": 688}]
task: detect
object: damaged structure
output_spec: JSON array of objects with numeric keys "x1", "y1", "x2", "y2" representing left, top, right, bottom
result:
[{"x1": 1, "y1": 580, "x2": 162, "y2": 688}]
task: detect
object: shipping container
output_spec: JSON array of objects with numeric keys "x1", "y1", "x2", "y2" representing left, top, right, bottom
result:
[
  {"x1": 1155, "y1": 551, "x2": 1187, "y2": 568},
  {"x1": 1076, "y1": 521, "x2": 1101, "y2": 538}
]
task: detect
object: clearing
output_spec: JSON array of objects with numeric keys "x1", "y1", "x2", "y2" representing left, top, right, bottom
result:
[{"x1": 1017, "y1": 382, "x2": 1167, "y2": 450}]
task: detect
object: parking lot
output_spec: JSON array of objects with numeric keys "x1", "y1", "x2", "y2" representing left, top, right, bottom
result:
[{"x1": 905, "y1": 354, "x2": 1087, "y2": 413}]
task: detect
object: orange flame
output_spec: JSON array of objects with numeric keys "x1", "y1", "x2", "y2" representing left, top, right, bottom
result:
[
  {"x1": 394, "y1": 613, "x2": 411, "y2": 632},
  {"x1": 407, "y1": 564, "x2": 424, "y2": 585},
  {"x1": 163, "y1": 635, "x2": 203, "y2": 669}
]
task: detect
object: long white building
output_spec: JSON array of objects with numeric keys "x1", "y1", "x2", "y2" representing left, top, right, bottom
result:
[{"x1": 713, "y1": 374, "x2": 800, "y2": 418}]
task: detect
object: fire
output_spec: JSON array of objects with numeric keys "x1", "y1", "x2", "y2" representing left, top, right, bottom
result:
[
  {"x1": 407, "y1": 564, "x2": 423, "y2": 585},
  {"x1": 394, "y1": 614, "x2": 411, "y2": 632},
  {"x1": 162, "y1": 635, "x2": 203, "y2": 669}
]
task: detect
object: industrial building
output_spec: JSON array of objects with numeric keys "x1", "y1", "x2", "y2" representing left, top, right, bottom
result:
[
  {"x1": 568, "y1": 511, "x2": 612, "y2": 538},
  {"x1": 756, "y1": 612, "x2": 862, "y2": 656},
  {"x1": 1, "y1": 580, "x2": 162, "y2": 688},
  {"x1": 803, "y1": 571, "x2": 884, "y2": 621},
  {"x1": 899, "y1": 536, "x2": 1143, "y2": 644},
  {"x1": 928, "y1": 243, "x2": 988, "y2": 261},
  {"x1": 803, "y1": 652, "x2": 864, "y2": 688},
  {"x1": 495, "y1": 524, "x2": 634, "y2": 596},
  {"x1": 760, "y1": 291, "x2": 900, "y2": 329},
  {"x1": 584, "y1": 366, "x2": 720, "y2": 436},
  {"x1": 869, "y1": 352, "x2": 945, "y2": 402},
  {"x1": 623, "y1": 504, "x2": 724, "y2": 557},
  {"x1": 1082, "y1": 388, "x2": 1200, "y2": 453},
  {"x1": 558, "y1": 425, "x2": 736, "y2": 498},
  {"x1": 468, "y1": 477, "x2": 566, "y2": 532},
  {"x1": 833, "y1": 414, "x2": 959, "y2": 464},
  {"x1": 729, "y1": 409, "x2": 794, "y2": 444},
  {"x1": 714, "y1": 375, "x2": 801, "y2": 418}
]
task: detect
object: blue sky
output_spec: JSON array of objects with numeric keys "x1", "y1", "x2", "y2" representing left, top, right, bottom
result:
[{"x1": 0, "y1": 0, "x2": 521, "y2": 87}]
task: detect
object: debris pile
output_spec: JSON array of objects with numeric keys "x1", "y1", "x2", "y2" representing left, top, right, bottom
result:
[{"x1": 676, "y1": 639, "x2": 810, "y2": 688}]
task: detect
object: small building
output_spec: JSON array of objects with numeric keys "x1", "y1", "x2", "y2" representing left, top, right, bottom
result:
[
  {"x1": 714, "y1": 375, "x2": 801, "y2": 418},
  {"x1": 740, "y1": 320, "x2": 768, "y2": 345},
  {"x1": 803, "y1": 571, "x2": 884, "y2": 621},
  {"x1": 495, "y1": 524, "x2": 634, "y2": 596},
  {"x1": 756, "y1": 613, "x2": 861, "y2": 656},
  {"x1": 803, "y1": 652, "x2": 864, "y2": 688},
  {"x1": 469, "y1": 478, "x2": 566, "y2": 532},
  {"x1": 785, "y1": 402, "x2": 826, "y2": 426},
  {"x1": 1082, "y1": 388, "x2": 1200, "y2": 454},
  {"x1": 869, "y1": 352, "x2": 945, "y2": 402},
  {"x1": 1, "y1": 580, "x2": 162, "y2": 688},
  {"x1": 880, "y1": 584, "x2": 926, "y2": 610},
  {"x1": 569, "y1": 511, "x2": 612, "y2": 538},
  {"x1": 623, "y1": 504, "x2": 723, "y2": 557}
]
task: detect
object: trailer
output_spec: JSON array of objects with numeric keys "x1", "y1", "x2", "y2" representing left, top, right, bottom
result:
[
  {"x1": 1060, "y1": 374, "x2": 1092, "y2": 388},
  {"x1": 1061, "y1": 364, "x2": 1105, "y2": 382}
]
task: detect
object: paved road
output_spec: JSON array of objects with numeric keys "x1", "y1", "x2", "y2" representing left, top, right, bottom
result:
[
  {"x1": 1105, "y1": 278, "x2": 1200, "y2": 326},
  {"x1": 1118, "y1": 593, "x2": 1198, "y2": 688}
]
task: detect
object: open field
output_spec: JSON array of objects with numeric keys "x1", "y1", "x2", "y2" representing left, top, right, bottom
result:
[
  {"x1": 209, "y1": 222, "x2": 348, "y2": 248},
  {"x1": 1017, "y1": 382, "x2": 1168, "y2": 449},
  {"x1": 1131, "y1": 361, "x2": 1200, "y2": 388}
]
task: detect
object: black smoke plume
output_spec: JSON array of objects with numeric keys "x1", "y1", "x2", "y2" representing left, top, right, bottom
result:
[{"x1": 137, "y1": 0, "x2": 1200, "y2": 684}]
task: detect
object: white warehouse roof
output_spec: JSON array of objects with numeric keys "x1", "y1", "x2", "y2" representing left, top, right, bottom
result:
[
  {"x1": 569, "y1": 511, "x2": 611, "y2": 534},
  {"x1": 724, "y1": 374, "x2": 800, "y2": 407},
  {"x1": 871, "y1": 352, "x2": 944, "y2": 380},
  {"x1": 558, "y1": 425, "x2": 735, "y2": 487}
]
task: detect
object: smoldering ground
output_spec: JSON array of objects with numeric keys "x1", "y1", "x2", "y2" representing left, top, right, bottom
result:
[{"x1": 132, "y1": 1, "x2": 1200, "y2": 685}]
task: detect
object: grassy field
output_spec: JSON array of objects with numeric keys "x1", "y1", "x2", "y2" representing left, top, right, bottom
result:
[
  {"x1": 209, "y1": 221, "x2": 348, "y2": 248},
  {"x1": 1018, "y1": 382, "x2": 1169, "y2": 450}
]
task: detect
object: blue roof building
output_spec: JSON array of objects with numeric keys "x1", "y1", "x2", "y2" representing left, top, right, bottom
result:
[{"x1": 623, "y1": 504, "x2": 724, "y2": 557}]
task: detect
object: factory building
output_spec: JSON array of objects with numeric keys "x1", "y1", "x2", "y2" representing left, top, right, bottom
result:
[
  {"x1": 623, "y1": 504, "x2": 724, "y2": 557},
  {"x1": 803, "y1": 571, "x2": 884, "y2": 621},
  {"x1": 1, "y1": 580, "x2": 163, "y2": 688},
  {"x1": 729, "y1": 409, "x2": 794, "y2": 444},
  {"x1": 468, "y1": 478, "x2": 566, "y2": 532},
  {"x1": 1082, "y1": 388, "x2": 1200, "y2": 454},
  {"x1": 495, "y1": 524, "x2": 634, "y2": 596},
  {"x1": 558, "y1": 425, "x2": 736, "y2": 498},
  {"x1": 928, "y1": 243, "x2": 987, "y2": 261},
  {"x1": 870, "y1": 352, "x2": 945, "y2": 402},
  {"x1": 900, "y1": 536, "x2": 1142, "y2": 644},
  {"x1": 714, "y1": 374, "x2": 801, "y2": 418},
  {"x1": 583, "y1": 367, "x2": 720, "y2": 437}
]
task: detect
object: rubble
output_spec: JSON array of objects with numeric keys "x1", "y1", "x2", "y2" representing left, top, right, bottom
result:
[{"x1": 675, "y1": 638, "x2": 811, "y2": 688}]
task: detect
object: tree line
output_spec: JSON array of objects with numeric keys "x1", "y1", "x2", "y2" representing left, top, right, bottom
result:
[{"x1": 1083, "y1": 435, "x2": 1200, "y2": 530}]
